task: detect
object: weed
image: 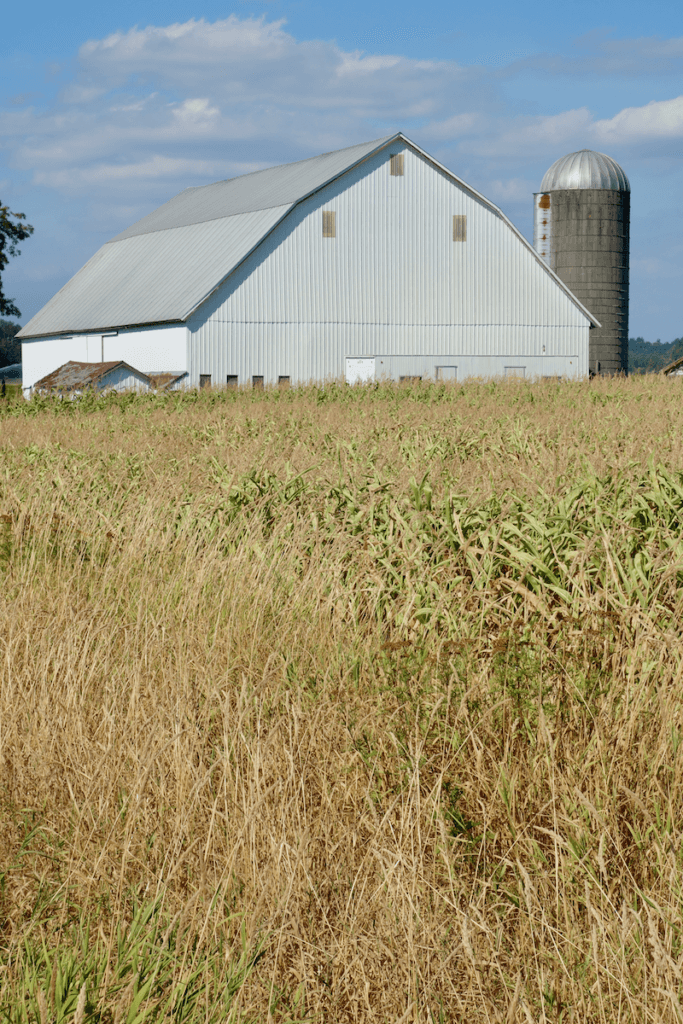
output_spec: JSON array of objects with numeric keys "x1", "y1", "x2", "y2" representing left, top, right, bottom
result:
[{"x1": 0, "y1": 376, "x2": 683, "y2": 1020}]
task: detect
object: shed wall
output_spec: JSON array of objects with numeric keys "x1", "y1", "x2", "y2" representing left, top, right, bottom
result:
[
  {"x1": 98, "y1": 366, "x2": 150, "y2": 392},
  {"x1": 188, "y1": 143, "x2": 590, "y2": 385}
]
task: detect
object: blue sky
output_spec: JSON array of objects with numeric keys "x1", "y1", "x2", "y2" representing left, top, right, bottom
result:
[{"x1": 2, "y1": 0, "x2": 682, "y2": 339}]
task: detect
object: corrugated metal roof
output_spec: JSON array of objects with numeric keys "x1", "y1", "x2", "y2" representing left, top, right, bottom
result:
[
  {"x1": 19, "y1": 207, "x2": 291, "y2": 337},
  {"x1": 34, "y1": 361, "x2": 149, "y2": 391},
  {"x1": 19, "y1": 136, "x2": 396, "y2": 340},
  {"x1": 113, "y1": 137, "x2": 395, "y2": 238},
  {"x1": 19, "y1": 131, "x2": 598, "y2": 339},
  {"x1": 541, "y1": 150, "x2": 630, "y2": 192}
]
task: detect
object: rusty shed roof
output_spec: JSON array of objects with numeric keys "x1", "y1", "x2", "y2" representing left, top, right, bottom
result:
[
  {"x1": 661, "y1": 355, "x2": 683, "y2": 376},
  {"x1": 33, "y1": 361, "x2": 150, "y2": 391},
  {"x1": 148, "y1": 371, "x2": 188, "y2": 390}
]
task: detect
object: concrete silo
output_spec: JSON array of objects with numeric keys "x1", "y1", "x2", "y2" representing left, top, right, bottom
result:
[{"x1": 534, "y1": 150, "x2": 630, "y2": 375}]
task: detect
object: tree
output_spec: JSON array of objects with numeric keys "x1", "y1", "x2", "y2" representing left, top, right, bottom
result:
[
  {"x1": 0, "y1": 202, "x2": 33, "y2": 318},
  {"x1": 0, "y1": 318, "x2": 21, "y2": 367},
  {"x1": 628, "y1": 336, "x2": 683, "y2": 374}
]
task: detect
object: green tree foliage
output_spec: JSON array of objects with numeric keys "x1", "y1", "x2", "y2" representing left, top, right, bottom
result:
[
  {"x1": 629, "y1": 336, "x2": 683, "y2": 374},
  {"x1": 0, "y1": 202, "x2": 34, "y2": 318},
  {"x1": 0, "y1": 318, "x2": 21, "y2": 367}
]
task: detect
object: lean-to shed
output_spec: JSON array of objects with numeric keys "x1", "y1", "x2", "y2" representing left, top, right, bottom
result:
[
  {"x1": 19, "y1": 133, "x2": 598, "y2": 389},
  {"x1": 33, "y1": 361, "x2": 151, "y2": 396}
]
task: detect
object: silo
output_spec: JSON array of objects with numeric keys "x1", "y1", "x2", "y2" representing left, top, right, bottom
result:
[{"x1": 534, "y1": 150, "x2": 630, "y2": 375}]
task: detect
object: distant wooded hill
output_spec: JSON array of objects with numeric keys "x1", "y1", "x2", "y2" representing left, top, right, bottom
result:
[{"x1": 629, "y1": 337, "x2": 683, "y2": 374}]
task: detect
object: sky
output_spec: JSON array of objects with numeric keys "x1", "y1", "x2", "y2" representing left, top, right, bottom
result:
[{"x1": 1, "y1": 0, "x2": 682, "y2": 340}]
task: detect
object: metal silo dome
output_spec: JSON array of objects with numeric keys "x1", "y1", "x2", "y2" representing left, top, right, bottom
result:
[{"x1": 540, "y1": 149, "x2": 630, "y2": 192}]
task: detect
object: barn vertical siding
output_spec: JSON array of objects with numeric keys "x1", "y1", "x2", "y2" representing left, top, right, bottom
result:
[{"x1": 187, "y1": 142, "x2": 591, "y2": 384}]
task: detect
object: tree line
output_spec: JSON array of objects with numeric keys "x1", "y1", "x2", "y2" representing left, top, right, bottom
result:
[
  {"x1": 628, "y1": 337, "x2": 683, "y2": 374},
  {"x1": 0, "y1": 319, "x2": 21, "y2": 368},
  {"x1": 0, "y1": 198, "x2": 33, "y2": 368}
]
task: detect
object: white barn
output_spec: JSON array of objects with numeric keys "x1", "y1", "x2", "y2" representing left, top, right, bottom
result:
[{"x1": 19, "y1": 133, "x2": 597, "y2": 389}]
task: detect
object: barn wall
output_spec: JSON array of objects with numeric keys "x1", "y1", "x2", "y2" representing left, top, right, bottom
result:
[
  {"x1": 187, "y1": 142, "x2": 590, "y2": 385},
  {"x1": 22, "y1": 335, "x2": 89, "y2": 390},
  {"x1": 106, "y1": 326, "x2": 187, "y2": 374},
  {"x1": 22, "y1": 325, "x2": 187, "y2": 390},
  {"x1": 188, "y1": 323, "x2": 586, "y2": 385}
]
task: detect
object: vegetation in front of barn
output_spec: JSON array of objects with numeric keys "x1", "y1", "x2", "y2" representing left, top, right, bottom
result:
[{"x1": 1, "y1": 376, "x2": 683, "y2": 1022}]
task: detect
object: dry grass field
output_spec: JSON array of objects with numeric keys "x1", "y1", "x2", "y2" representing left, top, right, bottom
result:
[{"x1": 1, "y1": 376, "x2": 683, "y2": 1023}]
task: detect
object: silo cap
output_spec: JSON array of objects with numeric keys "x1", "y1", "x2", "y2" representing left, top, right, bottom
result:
[{"x1": 540, "y1": 149, "x2": 630, "y2": 192}]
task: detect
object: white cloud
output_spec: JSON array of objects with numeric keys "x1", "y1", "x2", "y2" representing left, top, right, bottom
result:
[
  {"x1": 34, "y1": 155, "x2": 226, "y2": 190},
  {"x1": 424, "y1": 113, "x2": 479, "y2": 140},
  {"x1": 439, "y1": 94, "x2": 683, "y2": 165},
  {"x1": 1, "y1": 15, "x2": 488, "y2": 206},
  {"x1": 484, "y1": 178, "x2": 538, "y2": 203},
  {"x1": 594, "y1": 96, "x2": 683, "y2": 141},
  {"x1": 4, "y1": 12, "x2": 679, "y2": 214},
  {"x1": 2, "y1": 19, "x2": 683, "y2": 248},
  {"x1": 504, "y1": 33, "x2": 683, "y2": 77},
  {"x1": 170, "y1": 98, "x2": 221, "y2": 130}
]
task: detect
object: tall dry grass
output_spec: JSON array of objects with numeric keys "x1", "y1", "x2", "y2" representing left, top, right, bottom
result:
[{"x1": 1, "y1": 376, "x2": 683, "y2": 1022}]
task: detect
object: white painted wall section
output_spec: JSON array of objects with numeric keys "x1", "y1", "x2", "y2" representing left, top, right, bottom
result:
[
  {"x1": 22, "y1": 335, "x2": 89, "y2": 391},
  {"x1": 104, "y1": 326, "x2": 187, "y2": 374},
  {"x1": 22, "y1": 325, "x2": 187, "y2": 390}
]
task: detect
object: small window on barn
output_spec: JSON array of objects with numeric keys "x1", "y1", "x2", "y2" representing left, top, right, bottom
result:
[
  {"x1": 322, "y1": 211, "x2": 336, "y2": 238},
  {"x1": 390, "y1": 154, "x2": 404, "y2": 176},
  {"x1": 399, "y1": 375, "x2": 422, "y2": 383},
  {"x1": 453, "y1": 215, "x2": 467, "y2": 242},
  {"x1": 226, "y1": 375, "x2": 238, "y2": 387},
  {"x1": 199, "y1": 374, "x2": 211, "y2": 389},
  {"x1": 278, "y1": 376, "x2": 290, "y2": 388},
  {"x1": 252, "y1": 375, "x2": 264, "y2": 389}
]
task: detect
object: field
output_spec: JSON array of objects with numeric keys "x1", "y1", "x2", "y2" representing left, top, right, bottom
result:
[{"x1": 1, "y1": 376, "x2": 683, "y2": 1023}]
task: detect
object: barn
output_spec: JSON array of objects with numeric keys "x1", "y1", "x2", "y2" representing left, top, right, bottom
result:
[{"x1": 18, "y1": 133, "x2": 597, "y2": 389}]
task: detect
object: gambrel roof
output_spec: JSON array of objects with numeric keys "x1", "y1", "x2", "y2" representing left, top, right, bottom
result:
[{"x1": 19, "y1": 134, "x2": 599, "y2": 339}]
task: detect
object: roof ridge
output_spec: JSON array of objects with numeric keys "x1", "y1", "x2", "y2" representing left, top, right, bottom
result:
[
  {"x1": 111, "y1": 134, "x2": 400, "y2": 241},
  {"x1": 105, "y1": 201, "x2": 295, "y2": 241},
  {"x1": 199, "y1": 134, "x2": 398, "y2": 189}
]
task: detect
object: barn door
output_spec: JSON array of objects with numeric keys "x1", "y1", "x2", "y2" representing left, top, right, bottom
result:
[{"x1": 345, "y1": 357, "x2": 375, "y2": 385}]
